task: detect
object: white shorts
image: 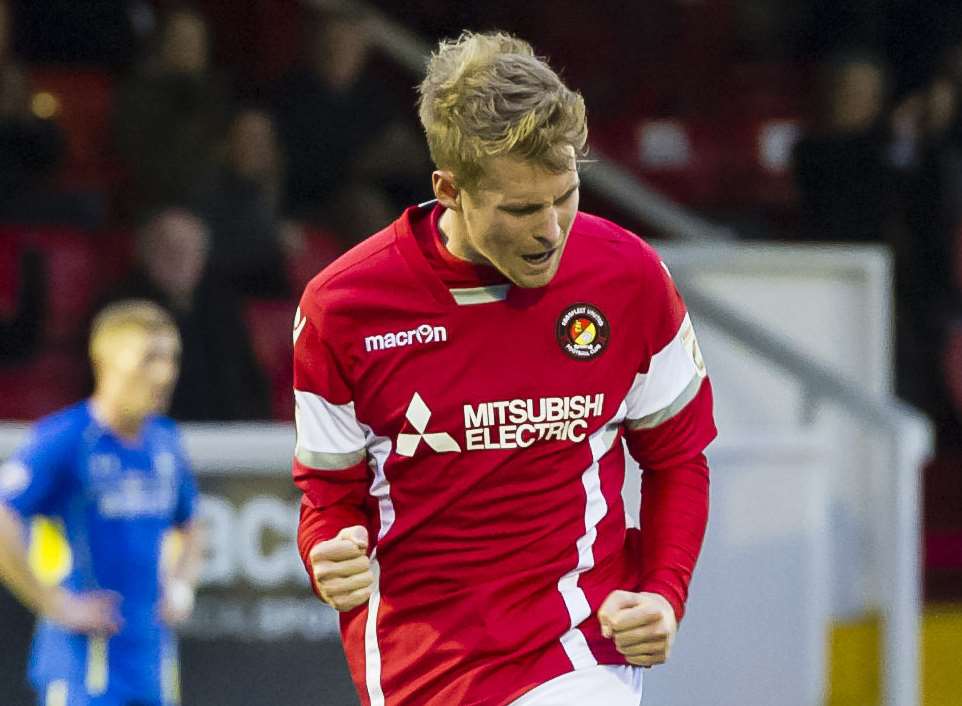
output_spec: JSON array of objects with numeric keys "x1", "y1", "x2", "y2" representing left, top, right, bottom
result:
[{"x1": 508, "y1": 665, "x2": 643, "y2": 706}]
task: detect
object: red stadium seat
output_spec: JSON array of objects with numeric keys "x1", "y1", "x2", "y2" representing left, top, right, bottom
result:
[
  {"x1": 244, "y1": 299, "x2": 296, "y2": 421},
  {"x1": 590, "y1": 115, "x2": 712, "y2": 208},
  {"x1": 927, "y1": 531, "x2": 962, "y2": 570},
  {"x1": 923, "y1": 451, "x2": 962, "y2": 599},
  {"x1": 287, "y1": 227, "x2": 347, "y2": 292},
  {"x1": 31, "y1": 228, "x2": 100, "y2": 344},
  {"x1": 93, "y1": 229, "x2": 136, "y2": 286},
  {"x1": 251, "y1": 0, "x2": 305, "y2": 80},
  {"x1": 717, "y1": 113, "x2": 802, "y2": 215},
  {"x1": 27, "y1": 67, "x2": 117, "y2": 188},
  {"x1": 0, "y1": 351, "x2": 87, "y2": 421},
  {"x1": 0, "y1": 230, "x2": 17, "y2": 312},
  {"x1": 0, "y1": 225, "x2": 101, "y2": 344},
  {"x1": 628, "y1": 117, "x2": 724, "y2": 208},
  {"x1": 708, "y1": 63, "x2": 808, "y2": 217}
]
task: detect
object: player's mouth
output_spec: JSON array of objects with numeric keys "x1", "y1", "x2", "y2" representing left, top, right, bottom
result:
[{"x1": 521, "y1": 249, "x2": 555, "y2": 265}]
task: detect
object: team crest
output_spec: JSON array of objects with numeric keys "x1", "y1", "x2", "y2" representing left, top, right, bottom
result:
[{"x1": 557, "y1": 303, "x2": 610, "y2": 360}]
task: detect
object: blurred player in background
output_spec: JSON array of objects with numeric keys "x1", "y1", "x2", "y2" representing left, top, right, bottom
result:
[
  {"x1": 292, "y1": 32, "x2": 716, "y2": 706},
  {"x1": 0, "y1": 300, "x2": 202, "y2": 706}
]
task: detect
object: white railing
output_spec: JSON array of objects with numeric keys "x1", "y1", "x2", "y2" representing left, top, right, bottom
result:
[{"x1": 680, "y1": 285, "x2": 930, "y2": 706}]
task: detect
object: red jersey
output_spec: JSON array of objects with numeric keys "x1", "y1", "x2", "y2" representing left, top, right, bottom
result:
[{"x1": 292, "y1": 202, "x2": 716, "y2": 706}]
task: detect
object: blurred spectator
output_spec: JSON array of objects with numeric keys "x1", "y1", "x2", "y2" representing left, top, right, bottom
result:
[
  {"x1": 191, "y1": 106, "x2": 294, "y2": 298},
  {"x1": 795, "y1": 1, "x2": 886, "y2": 63},
  {"x1": 931, "y1": 222, "x2": 962, "y2": 447},
  {"x1": 895, "y1": 41, "x2": 962, "y2": 416},
  {"x1": 792, "y1": 51, "x2": 900, "y2": 244},
  {"x1": 10, "y1": 0, "x2": 144, "y2": 69},
  {"x1": 0, "y1": 0, "x2": 26, "y2": 117},
  {"x1": 100, "y1": 208, "x2": 270, "y2": 421},
  {"x1": 732, "y1": 0, "x2": 808, "y2": 62},
  {"x1": 273, "y1": 6, "x2": 428, "y2": 240},
  {"x1": 909, "y1": 48, "x2": 962, "y2": 294},
  {"x1": 940, "y1": 316, "x2": 962, "y2": 447},
  {"x1": 0, "y1": 0, "x2": 70, "y2": 223},
  {"x1": 0, "y1": 248, "x2": 44, "y2": 362},
  {"x1": 113, "y1": 6, "x2": 230, "y2": 214}
]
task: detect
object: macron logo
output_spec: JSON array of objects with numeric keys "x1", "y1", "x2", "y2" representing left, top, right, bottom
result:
[
  {"x1": 396, "y1": 393, "x2": 461, "y2": 457},
  {"x1": 365, "y1": 324, "x2": 447, "y2": 353}
]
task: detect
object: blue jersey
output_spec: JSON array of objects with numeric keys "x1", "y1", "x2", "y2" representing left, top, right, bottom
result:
[{"x1": 0, "y1": 401, "x2": 198, "y2": 703}]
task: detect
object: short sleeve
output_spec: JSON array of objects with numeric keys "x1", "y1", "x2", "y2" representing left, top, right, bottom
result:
[
  {"x1": 173, "y1": 462, "x2": 199, "y2": 526},
  {"x1": 0, "y1": 425, "x2": 75, "y2": 518},
  {"x1": 167, "y1": 426, "x2": 199, "y2": 526}
]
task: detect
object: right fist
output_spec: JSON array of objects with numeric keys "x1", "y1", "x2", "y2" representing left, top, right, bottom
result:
[
  {"x1": 308, "y1": 526, "x2": 373, "y2": 612},
  {"x1": 43, "y1": 588, "x2": 123, "y2": 636}
]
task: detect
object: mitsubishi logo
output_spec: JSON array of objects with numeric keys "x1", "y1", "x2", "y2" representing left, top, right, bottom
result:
[{"x1": 396, "y1": 393, "x2": 461, "y2": 457}]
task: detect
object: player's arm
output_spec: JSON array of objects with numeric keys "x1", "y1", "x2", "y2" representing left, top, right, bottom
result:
[
  {"x1": 292, "y1": 303, "x2": 374, "y2": 612},
  {"x1": 159, "y1": 520, "x2": 203, "y2": 625},
  {"x1": 160, "y1": 438, "x2": 204, "y2": 626},
  {"x1": 0, "y1": 501, "x2": 62, "y2": 616},
  {"x1": 623, "y1": 378, "x2": 713, "y2": 622},
  {"x1": 598, "y1": 259, "x2": 717, "y2": 667},
  {"x1": 0, "y1": 457, "x2": 120, "y2": 635},
  {"x1": 600, "y1": 383, "x2": 714, "y2": 667}
]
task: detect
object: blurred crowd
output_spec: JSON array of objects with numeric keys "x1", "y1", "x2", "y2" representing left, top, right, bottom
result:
[
  {"x1": 0, "y1": 0, "x2": 429, "y2": 422},
  {"x1": 791, "y1": 43, "x2": 962, "y2": 457},
  {"x1": 0, "y1": 0, "x2": 960, "y2": 467}
]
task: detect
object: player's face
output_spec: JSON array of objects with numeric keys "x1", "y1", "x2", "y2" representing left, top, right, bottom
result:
[
  {"x1": 110, "y1": 329, "x2": 182, "y2": 418},
  {"x1": 460, "y1": 152, "x2": 579, "y2": 288}
]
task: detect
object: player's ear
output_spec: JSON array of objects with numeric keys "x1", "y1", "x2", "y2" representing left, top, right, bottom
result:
[{"x1": 432, "y1": 170, "x2": 461, "y2": 212}]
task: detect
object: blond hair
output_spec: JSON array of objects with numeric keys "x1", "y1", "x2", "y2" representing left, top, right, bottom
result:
[
  {"x1": 89, "y1": 300, "x2": 178, "y2": 378},
  {"x1": 418, "y1": 31, "x2": 588, "y2": 189}
]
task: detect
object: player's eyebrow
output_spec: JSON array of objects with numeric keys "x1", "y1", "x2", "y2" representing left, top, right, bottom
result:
[{"x1": 497, "y1": 180, "x2": 580, "y2": 213}]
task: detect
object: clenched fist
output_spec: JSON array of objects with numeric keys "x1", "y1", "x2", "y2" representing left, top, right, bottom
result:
[
  {"x1": 308, "y1": 526, "x2": 374, "y2": 612},
  {"x1": 43, "y1": 588, "x2": 123, "y2": 636},
  {"x1": 597, "y1": 590, "x2": 677, "y2": 667}
]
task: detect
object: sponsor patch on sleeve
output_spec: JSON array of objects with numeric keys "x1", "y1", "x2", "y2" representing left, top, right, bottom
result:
[{"x1": 681, "y1": 317, "x2": 707, "y2": 378}]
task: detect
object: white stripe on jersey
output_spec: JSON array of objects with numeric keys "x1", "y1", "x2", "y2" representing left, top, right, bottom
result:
[
  {"x1": 363, "y1": 423, "x2": 395, "y2": 543},
  {"x1": 557, "y1": 400, "x2": 627, "y2": 669},
  {"x1": 294, "y1": 390, "x2": 367, "y2": 467},
  {"x1": 360, "y1": 421, "x2": 394, "y2": 706},
  {"x1": 450, "y1": 284, "x2": 511, "y2": 305},
  {"x1": 365, "y1": 558, "x2": 386, "y2": 706},
  {"x1": 624, "y1": 313, "x2": 704, "y2": 427}
]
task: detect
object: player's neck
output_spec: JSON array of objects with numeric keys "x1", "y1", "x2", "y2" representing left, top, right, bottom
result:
[
  {"x1": 89, "y1": 395, "x2": 147, "y2": 442},
  {"x1": 438, "y1": 208, "x2": 487, "y2": 266}
]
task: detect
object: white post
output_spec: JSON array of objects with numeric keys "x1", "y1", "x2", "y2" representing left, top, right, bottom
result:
[{"x1": 883, "y1": 415, "x2": 930, "y2": 706}]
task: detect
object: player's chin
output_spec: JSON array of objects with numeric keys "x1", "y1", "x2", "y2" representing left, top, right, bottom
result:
[{"x1": 510, "y1": 261, "x2": 561, "y2": 288}]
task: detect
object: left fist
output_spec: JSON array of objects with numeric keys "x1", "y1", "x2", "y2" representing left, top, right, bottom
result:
[
  {"x1": 159, "y1": 578, "x2": 195, "y2": 626},
  {"x1": 597, "y1": 590, "x2": 677, "y2": 667}
]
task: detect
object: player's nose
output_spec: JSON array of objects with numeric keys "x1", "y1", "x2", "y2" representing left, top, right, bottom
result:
[{"x1": 535, "y1": 209, "x2": 563, "y2": 248}]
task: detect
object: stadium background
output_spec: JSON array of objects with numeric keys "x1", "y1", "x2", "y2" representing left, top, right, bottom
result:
[{"x1": 0, "y1": 1, "x2": 961, "y2": 705}]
